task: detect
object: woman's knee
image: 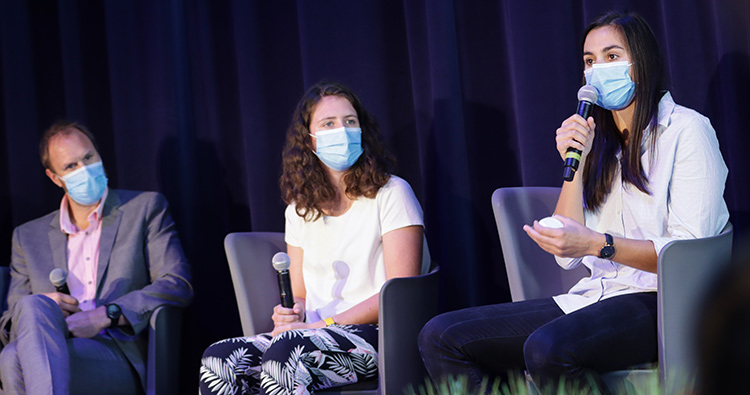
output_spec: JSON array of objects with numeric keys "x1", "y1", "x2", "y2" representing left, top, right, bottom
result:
[
  {"x1": 202, "y1": 337, "x2": 255, "y2": 361},
  {"x1": 262, "y1": 331, "x2": 308, "y2": 363},
  {"x1": 418, "y1": 314, "x2": 451, "y2": 352},
  {"x1": 523, "y1": 325, "x2": 572, "y2": 374}
]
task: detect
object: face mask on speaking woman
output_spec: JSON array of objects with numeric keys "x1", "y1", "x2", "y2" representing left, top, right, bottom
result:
[{"x1": 584, "y1": 61, "x2": 636, "y2": 110}]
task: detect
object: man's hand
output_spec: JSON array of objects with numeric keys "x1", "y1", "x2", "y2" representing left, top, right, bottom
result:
[
  {"x1": 66, "y1": 306, "x2": 111, "y2": 338},
  {"x1": 41, "y1": 292, "x2": 81, "y2": 317}
]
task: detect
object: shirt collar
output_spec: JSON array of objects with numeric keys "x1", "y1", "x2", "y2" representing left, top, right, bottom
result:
[
  {"x1": 59, "y1": 188, "x2": 109, "y2": 234},
  {"x1": 639, "y1": 91, "x2": 675, "y2": 153},
  {"x1": 656, "y1": 91, "x2": 676, "y2": 131}
]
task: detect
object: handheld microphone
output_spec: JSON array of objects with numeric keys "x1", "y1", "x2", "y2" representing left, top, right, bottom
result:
[
  {"x1": 49, "y1": 268, "x2": 71, "y2": 295},
  {"x1": 563, "y1": 85, "x2": 599, "y2": 182},
  {"x1": 272, "y1": 252, "x2": 295, "y2": 308}
]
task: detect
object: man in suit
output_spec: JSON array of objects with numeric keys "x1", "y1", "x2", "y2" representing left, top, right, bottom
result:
[{"x1": 0, "y1": 121, "x2": 193, "y2": 394}]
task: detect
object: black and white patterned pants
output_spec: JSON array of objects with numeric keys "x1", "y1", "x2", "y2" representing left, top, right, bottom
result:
[{"x1": 199, "y1": 324, "x2": 379, "y2": 395}]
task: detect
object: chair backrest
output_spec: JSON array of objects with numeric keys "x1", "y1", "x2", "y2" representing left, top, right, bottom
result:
[
  {"x1": 657, "y1": 222, "x2": 733, "y2": 393},
  {"x1": 491, "y1": 187, "x2": 589, "y2": 301},
  {"x1": 224, "y1": 232, "x2": 286, "y2": 336}
]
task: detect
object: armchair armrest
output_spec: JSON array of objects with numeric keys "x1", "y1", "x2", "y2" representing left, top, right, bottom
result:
[
  {"x1": 378, "y1": 267, "x2": 440, "y2": 394},
  {"x1": 657, "y1": 223, "x2": 733, "y2": 393},
  {"x1": 147, "y1": 305, "x2": 183, "y2": 395}
]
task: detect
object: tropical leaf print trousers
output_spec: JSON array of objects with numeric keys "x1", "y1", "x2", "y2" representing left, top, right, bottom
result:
[{"x1": 199, "y1": 324, "x2": 378, "y2": 395}]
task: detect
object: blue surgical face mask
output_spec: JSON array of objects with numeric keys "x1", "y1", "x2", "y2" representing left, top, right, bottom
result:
[
  {"x1": 59, "y1": 161, "x2": 108, "y2": 205},
  {"x1": 584, "y1": 61, "x2": 635, "y2": 110},
  {"x1": 311, "y1": 127, "x2": 363, "y2": 172}
]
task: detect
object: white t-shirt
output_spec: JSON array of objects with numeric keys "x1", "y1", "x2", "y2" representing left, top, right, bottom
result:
[
  {"x1": 285, "y1": 175, "x2": 429, "y2": 323},
  {"x1": 553, "y1": 92, "x2": 730, "y2": 313}
]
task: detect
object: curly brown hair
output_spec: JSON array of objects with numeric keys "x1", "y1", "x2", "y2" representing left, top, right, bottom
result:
[{"x1": 280, "y1": 81, "x2": 396, "y2": 221}]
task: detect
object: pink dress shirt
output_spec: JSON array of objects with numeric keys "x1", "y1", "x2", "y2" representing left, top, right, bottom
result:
[{"x1": 59, "y1": 188, "x2": 108, "y2": 312}]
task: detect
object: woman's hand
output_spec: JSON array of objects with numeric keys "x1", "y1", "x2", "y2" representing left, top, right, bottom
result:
[
  {"x1": 556, "y1": 114, "x2": 596, "y2": 161},
  {"x1": 523, "y1": 215, "x2": 601, "y2": 258},
  {"x1": 272, "y1": 301, "x2": 305, "y2": 328}
]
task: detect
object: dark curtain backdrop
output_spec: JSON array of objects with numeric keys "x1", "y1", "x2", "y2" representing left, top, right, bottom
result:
[{"x1": 1, "y1": 0, "x2": 748, "y2": 391}]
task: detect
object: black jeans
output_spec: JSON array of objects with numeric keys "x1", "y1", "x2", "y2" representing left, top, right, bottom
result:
[{"x1": 418, "y1": 293, "x2": 658, "y2": 393}]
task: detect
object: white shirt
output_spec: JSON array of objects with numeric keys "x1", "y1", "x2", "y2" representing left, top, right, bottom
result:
[
  {"x1": 553, "y1": 92, "x2": 730, "y2": 313},
  {"x1": 285, "y1": 176, "x2": 429, "y2": 323}
]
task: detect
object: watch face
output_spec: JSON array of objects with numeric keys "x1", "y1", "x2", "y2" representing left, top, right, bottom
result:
[
  {"x1": 106, "y1": 304, "x2": 121, "y2": 319},
  {"x1": 600, "y1": 245, "x2": 615, "y2": 259}
]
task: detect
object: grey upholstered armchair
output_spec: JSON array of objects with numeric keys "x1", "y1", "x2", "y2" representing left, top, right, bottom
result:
[
  {"x1": 491, "y1": 186, "x2": 733, "y2": 394},
  {"x1": 224, "y1": 231, "x2": 440, "y2": 395}
]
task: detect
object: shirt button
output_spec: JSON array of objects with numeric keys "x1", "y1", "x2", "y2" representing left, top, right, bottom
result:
[
  {"x1": 88, "y1": 281, "x2": 93, "y2": 285},
  {"x1": 86, "y1": 257, "x2": 90, "y2": 261},
  {"x1": 85, "y1": 232, "x2": 89, "y2": 236}
]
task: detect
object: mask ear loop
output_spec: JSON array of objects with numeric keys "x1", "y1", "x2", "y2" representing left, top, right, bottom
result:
[{"x1": 308, "y1": 133, "x2": 318, "y2": 156}]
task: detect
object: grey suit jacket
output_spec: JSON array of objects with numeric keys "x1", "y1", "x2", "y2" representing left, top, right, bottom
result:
[{"x1": 0, "y1": 189, "x2": 193, "y2": 390}]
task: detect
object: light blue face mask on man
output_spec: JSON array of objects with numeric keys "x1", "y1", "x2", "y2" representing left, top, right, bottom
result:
[
  {"x1": 60, "y1": 161, "x2": 109, "y2": 205},
  {"x1": 584, "y1": 61, "x2": 635, "y2": 110}
]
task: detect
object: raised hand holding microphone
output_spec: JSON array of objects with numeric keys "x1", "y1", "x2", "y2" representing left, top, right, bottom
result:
[{"x1": 562, "y1": 85, "x2": 599, "y2": 181}]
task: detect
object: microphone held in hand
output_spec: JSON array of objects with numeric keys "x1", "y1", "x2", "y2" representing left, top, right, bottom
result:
[
  {"x1": 272, "y1": 252, "x2": 295, "y2": 308},
  {"x1": 563, "y1": 85, "x2": 599, "y2": 182},
  {"x1": 49, "y1": 268, "x2": 71, "y2": 295}
]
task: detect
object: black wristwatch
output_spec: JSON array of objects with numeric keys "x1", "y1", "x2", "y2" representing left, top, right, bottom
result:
[
  {"x1": 599, "y1": 233, "x2": 615, "y2": 259},
  {"x1": 106, "y1": 303, "x2": 122, "y2": 328}
]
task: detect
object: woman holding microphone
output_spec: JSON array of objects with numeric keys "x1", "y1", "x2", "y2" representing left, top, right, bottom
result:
[{"x1": 418, "y1": 11, "x2": 729, "y2": 393}]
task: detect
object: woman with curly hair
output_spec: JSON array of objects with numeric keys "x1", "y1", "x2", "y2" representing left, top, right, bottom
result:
[{"x1": 200, "y1": 81, "x2": 429, "y2": 395}]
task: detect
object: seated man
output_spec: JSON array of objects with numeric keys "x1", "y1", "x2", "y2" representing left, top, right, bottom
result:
[{"x1": 0, "y1": 121, "x2": 193, "y2": 394}]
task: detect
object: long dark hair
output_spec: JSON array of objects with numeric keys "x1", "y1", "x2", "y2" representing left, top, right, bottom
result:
[
  {"x1": 582, "y1": 11, "x2": 666, "y2": 211},
  {"x1": 279, "y1": 81, "x2": 396, "y2": 221}
]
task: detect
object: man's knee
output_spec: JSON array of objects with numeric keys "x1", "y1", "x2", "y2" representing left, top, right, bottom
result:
[
  {"x1": 15, "y1": 294, "x2": 59, "y2": 316},
  {"x1": 11, "y1": 294, "x2": 66, "y2": 340}
]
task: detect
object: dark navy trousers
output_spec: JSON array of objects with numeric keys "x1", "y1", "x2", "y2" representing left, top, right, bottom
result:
[{"x1": 418, "y1": 293, "x2": 658, "y2": 393}]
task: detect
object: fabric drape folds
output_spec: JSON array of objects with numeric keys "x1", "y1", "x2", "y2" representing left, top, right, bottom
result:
[{"x1": 1, "y1": 1, "x2": 748, "y2": 393}]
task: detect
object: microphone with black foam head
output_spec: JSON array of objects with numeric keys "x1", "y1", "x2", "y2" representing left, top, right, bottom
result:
[
  {"x1": 563, "y1": 85, "x2": 599, "y2": 182},
  {"x1": 272, "y1": 252, "x2": 295, "y2": 308},
  {"x1": 49, "y1": 268, "x2": 71, "y2": 295}
]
